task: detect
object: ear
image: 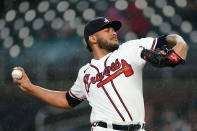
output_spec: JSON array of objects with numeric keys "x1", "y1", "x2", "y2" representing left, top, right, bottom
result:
[{"x1": 89, "y1": 35, "x2": 97, "y2": 44}]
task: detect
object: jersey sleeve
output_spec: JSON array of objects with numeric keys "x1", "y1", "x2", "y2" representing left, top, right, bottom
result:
[
  {"x1": 138, "y1": 35, "x2": 168, "y2": 49},
  {"x1": 122, "y1": 35, "x2": 168, "y2": 51},
  {"x1": 137, "y1": 37, "x2": 157, "y2": 50},
  {"x1": 119, "y1": 36, "x2": 168, "y2": 65},
  {"x1": 67, "y1": 69, "x2": 86, "y2": 107}
]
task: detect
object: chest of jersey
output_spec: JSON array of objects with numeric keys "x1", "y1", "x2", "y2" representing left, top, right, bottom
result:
[{"x1": 83, "y1": 57, "x2": 135, "y2": 94}]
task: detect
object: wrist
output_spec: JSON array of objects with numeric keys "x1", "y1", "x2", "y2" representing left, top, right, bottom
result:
[{"x1": 25, "y1": 83, "x2": 36, "y2": 94}]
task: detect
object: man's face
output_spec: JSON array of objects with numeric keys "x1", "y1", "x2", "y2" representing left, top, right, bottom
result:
[{"x1": 95, "y1": 27, "x2": 119, "y2": 52}]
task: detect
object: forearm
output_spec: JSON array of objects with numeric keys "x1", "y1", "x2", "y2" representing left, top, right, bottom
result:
[
  {"x1": 28, "y1": 84, "x2": 72, "y2": 109},
  {"x1": 166, "y1": 34, "x2": 188, "y2": 60}
]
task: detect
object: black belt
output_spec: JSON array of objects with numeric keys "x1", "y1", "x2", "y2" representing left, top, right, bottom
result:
[{"x1": 96, "y1": 121, "x2": 145, "y2": 131}]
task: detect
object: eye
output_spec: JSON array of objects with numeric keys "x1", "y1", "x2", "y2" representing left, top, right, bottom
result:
[{"x1": 104, "y1": 28, "x2": 109, "y2": 32}]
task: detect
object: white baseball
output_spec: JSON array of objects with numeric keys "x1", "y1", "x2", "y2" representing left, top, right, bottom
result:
[{"x1": 12, "y1": 70, "x2": 23, "y2": 79}]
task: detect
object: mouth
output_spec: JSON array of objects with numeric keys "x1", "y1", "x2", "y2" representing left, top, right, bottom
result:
[{"x1": 111, "y1": 36, "x2": 118, "y2": 41}]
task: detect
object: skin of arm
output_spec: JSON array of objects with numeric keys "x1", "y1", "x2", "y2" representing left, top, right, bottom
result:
[
  {"x1": 166, "y1": 34, "x2": 188, "y2": 60},
  {"x1": 13, "y1": 67, "x2": 73, "y2": 109}
]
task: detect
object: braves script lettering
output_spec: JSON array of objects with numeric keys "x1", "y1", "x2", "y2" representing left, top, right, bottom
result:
[{"x1": 83, "y1": 59, "x2": 134, "y2": 93}]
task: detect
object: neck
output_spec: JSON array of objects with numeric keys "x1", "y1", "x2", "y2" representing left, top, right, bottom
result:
[{"x1": 92, "y1": 49, "x2": 110, "y2": 60}]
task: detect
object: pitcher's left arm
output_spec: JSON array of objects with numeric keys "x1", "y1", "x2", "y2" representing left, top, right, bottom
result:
[{"x1": 141, "y1": 34, "x2": 188, "y2": 67}]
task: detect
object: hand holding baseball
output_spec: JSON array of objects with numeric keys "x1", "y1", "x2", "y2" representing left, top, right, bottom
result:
[
  {"x1": 12, "y1": 67, "x2": 33, "y2": 93},
  {"x1": 12, "y1": 69, "x2": 23, "y2": 79}
]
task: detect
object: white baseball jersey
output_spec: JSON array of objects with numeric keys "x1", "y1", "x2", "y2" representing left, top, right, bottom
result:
[{"x1": 68, "y1": 37, "x2": 157, "y2": 126}]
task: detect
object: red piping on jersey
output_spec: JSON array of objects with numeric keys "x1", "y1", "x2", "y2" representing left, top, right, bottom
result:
[
  {"x1": 89, "y1": 63, "x2": 100, "y2": 73},
  {"x1": 151, "y1": 38, "x2": 156, "y2": 49},
  {"x1": 105, "y1": 58, "x2": 133, "y2": 121},
  {"x1": 111, "y1": 81, "x2": 133, "y2": 121},
  {"x1": 92, "y1": 122, "x2": 98, "y2": 127},
  {"x1": 90, "y1": 61, "x2": 125, "y2": 121},
  {"x1": 102, "y1": 85, "x2": 125, "y2": 121},
  {"x1": 104, "y1": 56, "x2": 110, "y2": 70},
  {"x1": 69, "y1": 90, "x2": 83, "y2": 101}
]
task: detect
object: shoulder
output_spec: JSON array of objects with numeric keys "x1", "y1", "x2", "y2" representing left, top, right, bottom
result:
[
  {"x1": 78, "y1": 63, "x2": 90, "y2": 75},
  {"x1": 122, "y1": 37, "x2": 155, "y2": 45},
  {"x1": 119, "y1": 37, "x2": 156, "y2": 50}
]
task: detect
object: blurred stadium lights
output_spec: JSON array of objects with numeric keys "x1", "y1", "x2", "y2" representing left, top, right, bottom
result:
[
  {"x1": 124, "y1": 32, "x2": 137, "y2": 41},
  {"x1": 9, "y1": 44, "x2": 21, "y2": 58},
  {"x1": 18, "y1": 1, "x2": 30, "y2": 13},
  {"x1": 76, "y1": 24, "x2": 85, "y2": 37},
  {"x1": 181, "y1": 21, "x2": 192, "y2": 34},
  {"x1": 0, "y1": 27, "x2": 10, "y2": 39},
  {"x1": 23, "y1": 35, "x2": 34, "y2": 48},
  {"x1": 0, "y1": 0, "x2": 196, "y2": 58},
  {"x1": 76, "y1": 1, "x2": 89, "y2": 12},
  {"x1": 44, "y1": 9, "x2": 56, "y2": 21},
  {"x1": 143, "y1": 7, "x2": 155, "y2": 18},
  {"x1": 57, "y1": 1, "x2": 69, "y2": 12},
  {"x1": 150, "y1": 14, "x2": 163, "y2": 26},
  {"x1": 5, "y1": 9, "x2": 16, "y2": 22},
  {"x1": 175, "y1": 0, "x2": 187, "y2": 8},
  {"x1": 83, "y1": 8, "x2": 96, "y2": 20},
  {"x1": 115, "y1": 0, "x2": 128, "y2": 11},
  {"x1": 134, "y1": 0, "x2": 147, "y2": 10},
  {"x1": 3, "y1": 36, "x2": 13, "y2": 48},
  {"x1": 51, "y1": 17, "x2": 64, "y2": 30},
  {"x1": 162, "y1": 5, "x2": 175, "y2": 17},
  {"x1": 38, "y1": 1, "x2": 50, "y2": 13},
  {"x1": 32, "y1": 18, "x2": 44, "y2": 30},
  {"x1": 14, "y1": 18, "x2": 25, "y2": 31},
  {"x1": 190, "y1": 31, "x2": 197, "y2": 43},
  {"x1": 159, "y1": 22, "x2": 171, "y2": 34},
  {"x1": 155, "y1": 0, "x2": 167, "y2": 9},
  {"x1": 19, "y1": 27, "x2": 30, "y2": 39},
  {"x1": 25, "y1": 9, "x2": 36, "y2": 22},
  {"x1": 63, "y1": 9, "x2": 76, "y2": 22},
  {"x1": 94, "y1": 1, "x2": 108, "y2": 11},
  {"x1": 69, "y1": 17, "x2": 82, "y2": 29}
]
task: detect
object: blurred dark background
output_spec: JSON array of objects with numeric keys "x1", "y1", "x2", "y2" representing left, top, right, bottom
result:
[{"x1": 0, "y1": 0, "x2": 197, "y2": 131}]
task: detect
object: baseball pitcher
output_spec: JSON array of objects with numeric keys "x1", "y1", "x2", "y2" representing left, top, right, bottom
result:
[{"x1": 13, "y1": 17, "x2": 187, "y2": 131}]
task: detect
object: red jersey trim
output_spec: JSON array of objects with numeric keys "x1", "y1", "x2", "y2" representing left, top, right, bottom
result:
[
  {"x1": 69, "y1": 90, "x2": 84, "y2": 101},
  {"x1": 151, "y1": 38, "x2": 157, "y2": 49}
]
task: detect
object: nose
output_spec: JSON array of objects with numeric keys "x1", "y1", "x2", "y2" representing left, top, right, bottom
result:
[{"x1": 109, "y1": 27, "x2": 117, "y2": 35}]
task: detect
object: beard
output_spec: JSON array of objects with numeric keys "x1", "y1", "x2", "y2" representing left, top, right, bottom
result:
[{"x1": 97, "y1": 39, "x2": 119, "y2": 52}]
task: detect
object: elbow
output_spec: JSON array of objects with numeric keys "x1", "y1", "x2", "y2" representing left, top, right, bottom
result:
[
  {"x1": 170, "y1": 34, "x2": 188, "y2": 60},
  {"x1": 175, "y1": 34, "x2": 188, "y2": 53},
  {"x1": 166, "y1": 34, "x2": 188, "y2": 60},
  {"x1": 64, "y1": 105, "x2": 73, "y2": 110},
  {"x1": 171, "y1": 34, "x2": 187, "y2": 46},
  {"x1": 179, "y1": 42, "x2": 188, "y2": 60},
  {"x1": 167, "y1": 34, "x2": 188, "y2": 49},
  {"x1": 55, "y1": 103, "x2": 73, "y2": 110}
]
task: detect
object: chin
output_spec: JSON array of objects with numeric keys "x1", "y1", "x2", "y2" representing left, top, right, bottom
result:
[
  {"x1": 108, "y1": 44, "x2": 119, "y2": 52},
  {"x1": 113, "y1": 41, "x2": 119, "y2": 45}
]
